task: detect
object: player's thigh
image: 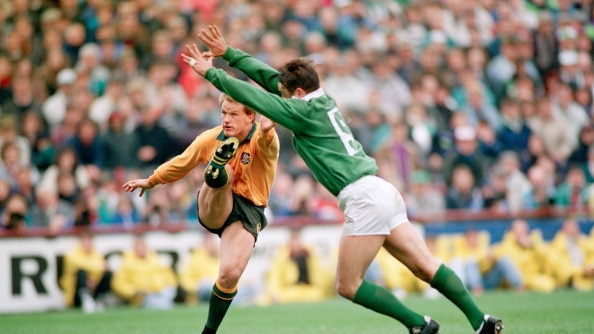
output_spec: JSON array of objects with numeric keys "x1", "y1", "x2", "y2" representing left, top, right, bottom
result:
[{"x1": 383, "y1": 222, "x2": 440, "y2": 281}]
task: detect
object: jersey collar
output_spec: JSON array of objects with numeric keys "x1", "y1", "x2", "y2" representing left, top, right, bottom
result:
[
  {"x1": 293, "y1": 88, "x2": 325, "y2": 101},
  {"x1": 216, "y1": 123, "x2": 257, "y2": 142}
]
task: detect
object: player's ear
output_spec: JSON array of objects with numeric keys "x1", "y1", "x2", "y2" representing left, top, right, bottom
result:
[{"x1": 293, "y1": 87, "x2": 307, "y2": 98}]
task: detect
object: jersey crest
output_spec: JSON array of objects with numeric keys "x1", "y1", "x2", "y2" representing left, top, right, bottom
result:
[{"x1": 240, "y1": 152, "x2": 251, "y2": 164}]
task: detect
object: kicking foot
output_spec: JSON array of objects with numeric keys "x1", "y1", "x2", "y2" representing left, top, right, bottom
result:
[
  {"x1": 204, "y1": 137, "x2": 239, "y2": 188},
  {"x1": 409, "y1": 316, "x2": 440, "y2": 334},
  {"x1": 476, "y1": 314, "x2": 503, "y2": 334}
]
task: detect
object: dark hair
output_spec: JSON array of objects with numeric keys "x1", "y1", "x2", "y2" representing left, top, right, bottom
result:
[{"x1": 278, "y1": 58, "x2": 320, "y2": 95}]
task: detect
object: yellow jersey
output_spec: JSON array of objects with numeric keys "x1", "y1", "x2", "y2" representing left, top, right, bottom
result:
[{"x1": 148, "y1": 123, "x2": 279, "y2": 207}]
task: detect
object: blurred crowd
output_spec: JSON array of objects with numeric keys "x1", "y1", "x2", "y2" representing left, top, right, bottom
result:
[
  {"x1": 1, "y1": 0, "x2": 594, "y2": 233},
  {"x1": 63, "y1": 216, "x2": 594, "y2": 313}
]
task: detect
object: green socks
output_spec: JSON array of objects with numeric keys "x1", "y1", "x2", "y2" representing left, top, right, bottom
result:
[
  {"x1": 430, "y1": 264, "x2": 484, "y2": 330},
  {"x1": 202, "y1": 283, "x2": 237, "y2": 334},
  {"x1": 353, "y1": 280, "x2": 425, "y2": 328}
]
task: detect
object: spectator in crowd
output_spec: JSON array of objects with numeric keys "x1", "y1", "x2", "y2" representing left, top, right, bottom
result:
[
  {"x1": 494, "y1": 219, "x2": 556, "y2": 292},
  {"x1": 496, "y1": 97, "x2": 532, "y2": 158},
  {"x1": 102, "y1": 112, "x2": 141, "y2": 171},
  {"x1": 88, "y1": 77, "x2": 126, "y2": 132},
  {"x1": 532, "y1": 11, "x2": 558, "y2": 76},
  {"x1": 0, "y1": 193, "x2": 30, "y2": 231},
  {"x1": 135, "y1": 186, "x2": 168, "y2": 227},
  {"x1": 174, "y1": 91, "x2": 219, "y2": 148},
  {"x1": 322, "y1": 51, "x2": 371, "y2": 115},
  {"x1": 404, "y1": 102, "x2": 436, "y2": 165},
  {"x1": 133, "y1": 105, "x2": 177, "y2": 174},
  {"x1": 553, "y1": 164, "x2": 590, "y2": 210},
  {"x1": 486, "y1": 37, "x2": 540, "y2": 102},
  {"x1": 1, "y1": 75, "x2": 43, "y2": 125},
  {"x1": 481, "y1": 165, "x2": 510, "y2": 213},
  {"x1": 458, "y1": 80, "x2": 502, "y2": 132},
  {"x1": 375, "y1": 120, "x2": 422, "y2": 191},
  {"x1": 368, "y1": 55, "x2": 412, "y2": 117},
  {"x1": 20, "y1": 111, "x2": 55, "y2": 173},
  {"x1": 522, "y1": 163, "x2": 556, "y2": 210},
  {"x1": 50, "y1": 102, "x2": 84, "y2": 149},
  {"x1": 55, "y1": 171, "x2": 83, "y2": 207},
  {"x1": 30, "y1": 188, "x2": 74, "y2": 233},
  {"x1": 568, "y1": 125, "x2": 594, "y2": 166},
  {"x1": 551, "y1": 83, "x2": 589, "y2": 142},
  {"x1": 62, "y1": 20, "x2": 86, "y2": 64},
  {"x1": 37, "y1": 146, "x2": 90, "y2": 198},
  {"x1": 75, "y1": 42, "x2": 111, "y2": 97},
  {"x1": 42, "y1": 68, "x2": 77, "y2": 131},
  {"x1": 179, "y1": 234, "x2": 221, "y2": 304},
  {"x1": 493, "y1": 151, "x2": 531, "y2": 214},
  {"x1": 145, "y1": 59, "x2": 189, "y2": 117},
  {"x1": 548, "y1": 216, "x2": 594, "y2": 291},
  {"x1": 0, "y1": 115, "x2": 31, "y2": 166},
  {"x1": 94, "y1": 21, "x2": 128, "y2": 71},
  {"x1": 268, "y1": 171, "x2": 300, "y2": 218},
  {"x1": 573, "y1": 86, "x2": 593, "y2": 119},
  {"x1": 263, "y1": 229, "x2": 333, "y2": 304},
  {"x1": 445, "y1": 164, "x2": 485, "y2": 211},
  {"x1": 529, "y1": 97, "x2": 576, "y2": 171},
  {"x1": 0, "y1": 141, "x2": 33, "y2": 192},
  {"x1": 114, "y1": 1, "x2": 152, "y2": 64},
  {"x1": 59, "y1": 231, "x2": 113, "y2": 313},
  {"x1": 404, "y1": 170, "x2": 445, "y2": 218},
  {"x1": 475, "y1": 120, "x2": 504, "y2": 168},
  {"x1": 111, "y1": 235, "x2": 178, "y2": 309},
  {"x1": 65, "y1": 118, "x2": 105, "y2": 169},
  {"x1": 442, "y1": 124, "x2": 490, "y2": 187},
  {"x1": 452, "y1": 229, "x2": 524, "y2": 294},
  {"x1": 107, "y1": 193, "x2": 141, "y2": 228}
]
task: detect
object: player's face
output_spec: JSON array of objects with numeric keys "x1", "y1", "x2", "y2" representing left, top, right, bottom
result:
[{"x1": 220, "y1": 99, "x2": 254, "y2": 140}]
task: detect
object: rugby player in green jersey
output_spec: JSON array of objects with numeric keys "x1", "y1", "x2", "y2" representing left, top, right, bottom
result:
[{"x1": 182, "y1": 25, "x2": 503, "y2": 334}]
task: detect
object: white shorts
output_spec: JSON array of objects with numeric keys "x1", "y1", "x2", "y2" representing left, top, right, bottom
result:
[{"x1": 337, "y1": 175, "x2": 408, "y2": 236}]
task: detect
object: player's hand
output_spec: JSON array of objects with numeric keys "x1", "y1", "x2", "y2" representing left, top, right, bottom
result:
[
  {"x1": 199, "y1": 25, "x2": 227, "y2": 57},
  {"x1": 182, "y1": 43, "x2": 213, "y2": 77},
  {"x1": 259, "y1": 115, "x2": 276, "y2": 132},
  {"x1": 122, "y1": 178, "x2": 154, "y2": 197}
]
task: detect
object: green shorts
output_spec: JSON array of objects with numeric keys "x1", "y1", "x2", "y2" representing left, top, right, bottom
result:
[{"x1": 196, "y1": 192, "x2": 267, "y2": 241}]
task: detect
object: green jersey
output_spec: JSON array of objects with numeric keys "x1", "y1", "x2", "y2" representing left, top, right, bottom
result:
[{"x1": 205, "y1": 47, "x2": 378, "y2": 196}]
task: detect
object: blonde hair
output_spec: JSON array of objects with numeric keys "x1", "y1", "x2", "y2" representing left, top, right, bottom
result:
[{"x1": 218, "y1": 93, "x2": 256, "y2": 116}]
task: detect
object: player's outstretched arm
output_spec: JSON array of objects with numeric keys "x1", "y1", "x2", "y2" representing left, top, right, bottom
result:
[
  {"x1": 122, "y1": 178, "x2": 154, "y2": 197},
  {"x1": 199, "y1": 25, "x2": 227, "y2": 58}
]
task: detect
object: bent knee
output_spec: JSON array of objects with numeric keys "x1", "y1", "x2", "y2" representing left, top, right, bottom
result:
[{"x1": 218, "y1": 267, "x2": 242, "y2": 288}]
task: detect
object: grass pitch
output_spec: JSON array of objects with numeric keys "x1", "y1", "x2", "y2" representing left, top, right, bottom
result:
[{"x1": 1, "y1": 289, "x2": 593, "y2": 333}]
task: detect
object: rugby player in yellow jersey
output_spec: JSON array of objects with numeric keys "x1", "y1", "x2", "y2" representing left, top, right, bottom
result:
[{"x1": 122, "y1": 93, "x2": 279, "y2": 333}]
